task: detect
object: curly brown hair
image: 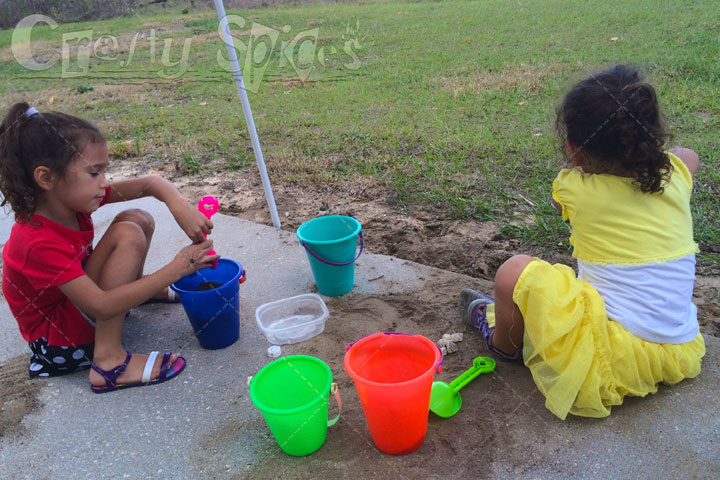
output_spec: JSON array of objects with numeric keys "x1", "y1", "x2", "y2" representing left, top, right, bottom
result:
[
  {"x1": 0, "y1": 102, "x2": 105, "y2": 221},
  {"x1": 556, "y1": 65, "x2": 672, "y2": 193}
]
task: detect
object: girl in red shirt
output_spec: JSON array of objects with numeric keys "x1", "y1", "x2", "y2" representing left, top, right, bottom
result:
[{"x1": 0, "y1": 102, "x2": 219, "y2": 393}]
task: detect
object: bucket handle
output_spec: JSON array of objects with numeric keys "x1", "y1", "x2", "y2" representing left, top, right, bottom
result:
[
  {"x1": 327, "y1": 382, "x2": 342, "y2": 427},
  {"x1": 238, "y1": 268, "x2": 247, "y2": 284},
  {"x1": 435, "y1": 342, "x2": 444, "y2": 374},
  {"x1": 300, "y1": 231, "x2": 364, "y2": 266},
  {"x1": 345, "y1": 332, "x2": 444, "y2": 374}
]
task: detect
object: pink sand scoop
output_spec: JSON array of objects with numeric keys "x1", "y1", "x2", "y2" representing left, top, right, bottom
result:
[{"x1": 198, "y1": 196, "x2": 219, "y2": 269}]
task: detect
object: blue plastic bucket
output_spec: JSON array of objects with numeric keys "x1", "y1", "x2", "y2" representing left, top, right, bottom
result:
[
  {"x1": 296, "y1": 216, "x2": 363, "y2": 296},
  {"x1": 170, "y1": 258, "x2": 246, "y2": 350}
]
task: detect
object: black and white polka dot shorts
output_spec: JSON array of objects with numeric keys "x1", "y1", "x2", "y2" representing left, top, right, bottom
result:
[{"x1": 28, "y1": 337, "x2": 94, "y2": 378}]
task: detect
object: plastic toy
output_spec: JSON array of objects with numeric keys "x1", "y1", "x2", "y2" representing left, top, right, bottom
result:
[
  {"x1": 198, "y1": 196, "x2": 219, "y2": 269},
  {"x1": 429, "y1": 356, "x2": 495, "y2": 418}
]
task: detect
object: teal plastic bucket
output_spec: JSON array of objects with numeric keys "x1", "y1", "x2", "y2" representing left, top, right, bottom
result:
[{"x1": 296, "y1": 216, "x2": 363, "y2": 296}]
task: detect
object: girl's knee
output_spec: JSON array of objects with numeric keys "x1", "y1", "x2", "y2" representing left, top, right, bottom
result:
[
  {"x1": 112, "y1": 209, "x2": 155, "y2": 237},
  {"x1": 495, "y1": 255, "x2": 534, "y2": 295},
  {"x1": 105, "y1": 221, "x2": 147, "y2": 251}
]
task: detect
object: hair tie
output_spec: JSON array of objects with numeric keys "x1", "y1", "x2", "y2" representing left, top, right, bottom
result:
[{"x1": 25, "y1": 107, "x2": 39, "y2": 118}]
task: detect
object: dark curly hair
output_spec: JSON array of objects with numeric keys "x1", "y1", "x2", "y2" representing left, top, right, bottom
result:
[
  {"x1": 556, "y1": 65, "x2": 672, "y2": 193},
  {"x1": 0, "y1": 102, "x2": 105, "y2": 222}
]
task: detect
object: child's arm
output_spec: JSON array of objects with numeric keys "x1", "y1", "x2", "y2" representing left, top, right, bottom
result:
[
  {"x1": 58, "y1": 240, "x2": 218, "y2": 320},
  {"x1": 669, "y1": 147, "x2": 699, "y2": 178},
  {"x1": 106, "y1": 176, "x2": 212, "y2": 243}
]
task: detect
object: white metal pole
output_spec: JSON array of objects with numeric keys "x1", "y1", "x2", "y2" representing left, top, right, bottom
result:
[{"x1": 213, "y1": 0, "x2": 281, "y2": 228}]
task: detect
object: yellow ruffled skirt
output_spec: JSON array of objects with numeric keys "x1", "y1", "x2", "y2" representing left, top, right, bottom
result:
[{"x1": 487, "y1": 258, "x2": 705, "y2": 420}]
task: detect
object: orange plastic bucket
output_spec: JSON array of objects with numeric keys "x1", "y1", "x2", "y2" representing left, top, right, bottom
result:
[{"x1": 344, "y1": 332, "x2": 443, "y2": 455}]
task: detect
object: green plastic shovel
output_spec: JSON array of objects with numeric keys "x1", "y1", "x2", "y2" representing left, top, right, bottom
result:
[{"x1": 429, "y1": 356, "x2": 496, "y2": 418}]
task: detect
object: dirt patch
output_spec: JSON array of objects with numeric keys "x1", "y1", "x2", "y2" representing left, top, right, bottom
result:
[
  {"x1": 434, "y1": 62, "x2": 573, "y2": 97},
  {"x1": 221, "y1": 272, "x2": 513, "y2": 478},
  {"x1": 0, "y1": 17, "x2": 325, "y2": 66},
  {"x1": 0, "y1": 17, "x2": 198, "y2": 64},
  {"x1": 216, "y1": 271, "x2": 588, "y2": 479},
  {"x1": 0, "y1": 83, "x2": 167, "y2": 111},
  {"x1": 695, "y1": 277, "x2": 720, "y2": 338},
  {"x1": 0, "y1": 84, "x2": 181, "y2": 160},
  {"x1": 106, "y1": 156, "x2": 539, "y2": 280},
  {"x1": 0, "y1": 355, "x2": 43, "y2": 438}
]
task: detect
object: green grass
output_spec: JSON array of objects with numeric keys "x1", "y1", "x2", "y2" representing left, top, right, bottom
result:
[
  {"x1": 1, "y1": 0, "x2": 719, "y2": 261},
  {"x1": 179, "y1": 152, "x2": 205, "y2": 174}
]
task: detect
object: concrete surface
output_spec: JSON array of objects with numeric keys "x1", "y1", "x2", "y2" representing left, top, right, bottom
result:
[{"x1": 0, "y1": 197, "x2": 718, "y2": 479}]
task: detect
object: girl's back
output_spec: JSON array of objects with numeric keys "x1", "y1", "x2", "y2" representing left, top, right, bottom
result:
[
  {"x1": 462, "y1": 65, "x2": 705, "y2": 420},
  {"x1": 554, "y1": 152, "x2": 698, "y2": 343}
]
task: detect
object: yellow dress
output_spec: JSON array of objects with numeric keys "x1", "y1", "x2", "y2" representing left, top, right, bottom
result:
[{"x1": 492, "y1": 153, "x2": 706, "y2": 420}]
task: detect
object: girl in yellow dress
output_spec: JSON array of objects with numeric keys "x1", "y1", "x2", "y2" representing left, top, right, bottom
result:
[{"x1": 461, "y1": 65, "x2": 705, "y2": 419}]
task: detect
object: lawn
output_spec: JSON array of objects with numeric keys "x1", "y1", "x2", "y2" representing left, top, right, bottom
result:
[{"x1": 1, "y1": 0, "x2": 718, "y2": 262}]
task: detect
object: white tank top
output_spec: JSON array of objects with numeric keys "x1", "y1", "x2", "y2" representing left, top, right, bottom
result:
[{"x1": 578, "y1": 255, "x2": 698, "y2": 344}]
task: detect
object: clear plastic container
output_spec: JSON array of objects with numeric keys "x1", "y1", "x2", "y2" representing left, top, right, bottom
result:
[{"x1": 255, "y1": 293, "x2": 329, "y2": 345}]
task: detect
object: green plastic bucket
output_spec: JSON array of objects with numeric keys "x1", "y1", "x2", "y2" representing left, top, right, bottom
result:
[
  {"x1": 249, "y1": 355, "x2": 342, "y2": 456},
  {"x1": 296, "y1": 216, "x2": 363, "y2": 296}
]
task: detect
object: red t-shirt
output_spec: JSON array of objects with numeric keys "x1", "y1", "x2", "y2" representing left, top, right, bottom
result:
[{"x1": 2, "y1": 190, "x2": 110, "y2": 346}]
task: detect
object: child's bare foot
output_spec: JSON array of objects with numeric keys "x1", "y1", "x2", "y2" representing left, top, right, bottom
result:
[{"x1": 89, "y1": 350, "x2": 181, "y2": 389}]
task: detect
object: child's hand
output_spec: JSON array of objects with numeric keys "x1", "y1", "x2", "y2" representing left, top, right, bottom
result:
[
  {"x1": 169, "y1": 198, "x2": 213, "y2": 243},
  {"x1": 172, "y1": 239, "x2": 220, "y2": 277}
]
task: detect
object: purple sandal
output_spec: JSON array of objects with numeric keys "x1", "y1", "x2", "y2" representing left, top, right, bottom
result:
[
  {"x1": 460, "y1": 288, "x2": 523, "y2": 362},
  {"x1": 90, "y1": 351, "x2": 186, "y2": 394}
]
